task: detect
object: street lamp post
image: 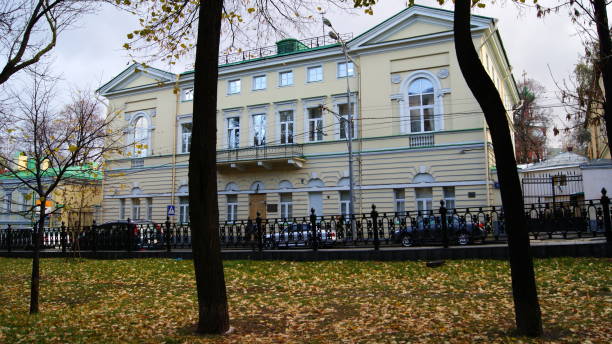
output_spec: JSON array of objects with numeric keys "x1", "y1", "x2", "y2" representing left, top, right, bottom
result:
[{"x1": 324, "y1": 18, "x2": 357, "y2": 239}]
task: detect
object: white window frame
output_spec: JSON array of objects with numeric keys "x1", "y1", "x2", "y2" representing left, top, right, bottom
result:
[
  {"x1": 400, "y1": 71, "x2": 445, "y2": 134},
  {"x1": 182, "y1": 87, "x2": 194, "y2": 101},
  {"x1": 130, "y1": 114, "x2": 152, "y2": 158},
  {"x1": 228, "y1": 79, "x2": 241, "y2": 95},
  {"x1": 334, "y1": 98, "x2": 358, "y2": 140},
  {"x1": 131, "y1": 198, "x2": 141, "y2": 220},
  {"x1": 394, "y1": 189, "x2": 405, "y2": 214},
  {"x1": 306, "y1": 105, "x2": 324, "y2": 142},
  {"x1": 179, "y1": 197, "x2": 189, "y2": 223},
  {"x1": 279, "y1": 193, "x2": 293, "y2": 220},
  {"x1": 21, "y1": 192, "x2": 30, "y2": 212},
  {"x1": 252, "y1": 75, "x2": 266, "y2": 91},
  {"x1": 337, "y1": 61, "x2": 354, "y2": 78},
  {"x1": 180, "y1": 122, "x2": 192, "y2": 153},
  {"x1": 226, "y1": 116, "x2": 240, "y2": 149},
  {"x1": 279, "y1": 70, "x2": 293, "y2": 87},
  {"x1": 339, "y1": 191, "x2": 350, "y2": 217},
  {"x1": 278, "y1": 109, "x2": 294, "y2": 144},
  {"x1": 4, "y1": 191, "x2": 11, "y2": 213},
  {"x1": 307, "y1": 65, "x2": 323, "y2": 83},
  {"x1": 227, "y1": 194, "x2": 238, "y2": 222},
  {"x1": 251, "y1": 113, "x2": 267, "y2": 146},
  {"x1": 443, "y1": 186, "x2": 456, "y2": 210},
  {"x1": 146, "y1": 198, "x2": 153, "y2": 220}
]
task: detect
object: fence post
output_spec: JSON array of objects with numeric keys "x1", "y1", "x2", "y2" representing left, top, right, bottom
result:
[
  {"x1": 165, "y1": 216, "x2": 172, "y2": 252},
  {"x1": 60, "y1": 222, "x2": 67, "y2": 253},
  {"x1": 256, "y1": 212, "x2": 263, "y2": 253},
  {"x1": 92, "y1": 220, "x2": 97, "y2": 252},
  {"x1": 440, "y1": 200, "x2": 449, "y2": 249},
  {"x1": 371, "y1": 204, "x2": 379, "y2": 251},
  {"x1": 127, "y1": 217, "x2": 133, "y2": 252},
  {"x1": 601, "y1": 188, "x2": 611, "y2": 244},
  {"x1": 7, "y1": 224, "x2": 12, "y2": 252},
  {"x1": 310, "y1": 208, "x2": 318, "y2": 251}
]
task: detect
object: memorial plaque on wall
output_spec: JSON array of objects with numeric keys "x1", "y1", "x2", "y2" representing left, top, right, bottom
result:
[{"x1": 267, "y1": 204, "x2": 278, "y2": 213}]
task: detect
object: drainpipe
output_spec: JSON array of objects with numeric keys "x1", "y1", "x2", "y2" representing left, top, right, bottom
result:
[{"x1": 170, "y1": 74, "x2": 180, "y2": 222}]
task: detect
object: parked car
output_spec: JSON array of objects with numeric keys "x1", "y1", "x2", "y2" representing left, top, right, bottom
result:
[
  {"x1": 264, "y1": 223, "x2": 337, "y2": 248},
  {"x1": 78, "y1": 220, "x2": 163, "y2": 250},
  {"x1": 392, "y1": 216, "x2": 490, "y2": 247}
]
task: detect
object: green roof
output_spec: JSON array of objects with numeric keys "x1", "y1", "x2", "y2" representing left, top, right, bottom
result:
[{"x1": 0, "y1": 163, "x2": 103, "y2": 182}]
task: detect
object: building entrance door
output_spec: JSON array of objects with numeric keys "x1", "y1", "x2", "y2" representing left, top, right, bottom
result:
[{"x1": 249, "y1": 193, "x2": 267, "y2": 219}]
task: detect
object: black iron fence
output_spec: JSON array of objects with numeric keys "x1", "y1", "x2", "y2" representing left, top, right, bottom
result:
[{"x1": 1, "y1": 192, "x2": 611, "y2": 252}]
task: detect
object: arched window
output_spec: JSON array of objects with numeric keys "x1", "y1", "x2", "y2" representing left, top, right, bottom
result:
[
  {"x1": 408, "y1": 78, "x2": 435, "y2": 133},
  {"x1": 132, "y1": 116, "x2": 150, "y2": 157}
]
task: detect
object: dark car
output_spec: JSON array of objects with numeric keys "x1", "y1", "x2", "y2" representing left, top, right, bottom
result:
[
  {"x1": 392, "y1": 216, "x2": 491, "y2": 247},
  {"x1": 78, "y1": 220, "x2": 163, "y2": 250}
]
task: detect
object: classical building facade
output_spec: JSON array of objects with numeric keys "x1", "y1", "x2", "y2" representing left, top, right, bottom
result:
[{"x1": 98, "y1": 5, "x2": 518, "y2": 223}]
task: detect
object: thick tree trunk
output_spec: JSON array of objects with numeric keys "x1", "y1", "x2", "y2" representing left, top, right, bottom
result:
[
  {"x1": 593, "y1": 0, "x2": 612, "y2": 155},
  {"x1": 189, "y1": 0, "x2": 230, "y2": 334},
  {"x1": 453, "y1": 1, "x2": 543, "y2": 336},
  {"x1": 29, "y1": 206, "x2": 46, "y2": 314}
]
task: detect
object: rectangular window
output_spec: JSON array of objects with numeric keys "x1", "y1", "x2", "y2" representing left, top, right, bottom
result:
[
  {"x1": 227, "y1": 117, "x2": 240, "y2": 148},
  {"x1": 182, "y1": 87, "x2": 194, "y2": 101},
  {"x1": 337, "y1": 62, "x2": 354, "y2": 78},
  {"x1": 415, "y1": 187, "x2": 433, "y2": 213},
  {"x1": 179, "y1": 197, "x2": 189, "y2": 223},
  {"x1": 4, "y1": 191, "x2": 11, "y2": 213},
  {"x1": 307, "y1": 66, "x2": 323, "y2": 82},
  {"x1": 338, "y1": 102, "x2": 356, "y2": 139},
  {"x1": 252, "y1": 114, "x2": 266, "y2": 146},
  {"x1": 146, "y1": 198, "x2": 153, "y2": 220},
  {"x1": 279, "y1": 71, "x2": 293, "y2": 86},
  {"x1": 308, "y1": 106, "x2": 323, "y2": 142},
  {"x1": 131, "y1": 198, "x2": 141, "y2": 220},
  {"x1": 443, "y1": 186, "x2": 456, "y2": 210},
  {"x1": 119, "y1": 199, "x2": 125, "y2": 219},
  {"x1": 228, "y1": 79, "x2": 241, "y2": 94},
  {"x1": 227, "y1": 194, "x2": 238, "y2": 222},
  {"x1": 253, "y1": 75, "x2": 266, "y2": 90},
  {"x1": 280, "y1": 193, "x2": 293, "y2": 220},
  {"x1": 279, "y1": 110, "x2": 294, "y2": 144},
  {"x1": 181, "y1": 122, "x2": 192, "y2": 153},
  {"x1": 394, "y1": 189, "x2": 405, "y2": 214},
  {"x1": 339, "y1": 191, "x2": 351, "y2": 216}
]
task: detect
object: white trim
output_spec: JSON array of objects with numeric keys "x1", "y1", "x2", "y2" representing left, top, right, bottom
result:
[{"x1": 400, "y1": 70, "x2": 446, "y2": 134}]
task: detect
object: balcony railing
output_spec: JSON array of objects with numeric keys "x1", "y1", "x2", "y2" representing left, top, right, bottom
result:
[
  {"x1": 218, "y1": 33, "x2": 352, "y2": 65},
  {"x1": 217, "y1": 144, "x2": 304, "y2": 163},
  {"x1": 409, "y1": 134, "x2": 435, "y2": 148}
]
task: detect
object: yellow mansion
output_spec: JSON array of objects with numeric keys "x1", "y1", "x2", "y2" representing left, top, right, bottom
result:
[{"x1": 97, "y1": 5, "x2": 517, "y2": 223}]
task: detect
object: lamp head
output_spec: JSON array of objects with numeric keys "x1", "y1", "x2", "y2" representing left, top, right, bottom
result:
[
  {"x1": 322, "y1": 17, "x2": 332, "y2": 27},
  {"x1": 328, "y1": 31, "x2": 339, "y2": 41}
]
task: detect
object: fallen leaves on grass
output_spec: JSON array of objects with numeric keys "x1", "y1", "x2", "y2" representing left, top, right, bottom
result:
[{"x1": 0, "y1": 258, "x2": 610, "y2": 343}]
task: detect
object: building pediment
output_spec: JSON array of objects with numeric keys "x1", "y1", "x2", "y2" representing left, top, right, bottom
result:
[
  {"x1": 348, "y1": 5, "x2": 492, "y2": 51},
  {"x1": 97, "y1": 63, "x2": 175, "y2": 96}
]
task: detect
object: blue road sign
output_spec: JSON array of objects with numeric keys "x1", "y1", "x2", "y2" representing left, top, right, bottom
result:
[{"x1": 167, "y1": 205, "x2": 176, "y2": 216}]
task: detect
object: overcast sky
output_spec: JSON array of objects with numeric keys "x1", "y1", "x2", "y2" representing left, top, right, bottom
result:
[{"x1": 49, "y1": 0, "x2": 587, "y2": 147}]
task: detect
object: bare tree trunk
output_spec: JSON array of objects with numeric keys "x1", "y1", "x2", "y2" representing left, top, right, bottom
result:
[
  {"x1": 29, "y1": 204, "x2": 46, "y2": 314},
  {"x1": 453, "y1": 1, "x2": 542, "y2": 336},
  {"x1": 188, "y1": 0, "x2": 230, "y2": 334},
  {"x1": 593, "y1": 0, "x2": 612, "y2": 154}
]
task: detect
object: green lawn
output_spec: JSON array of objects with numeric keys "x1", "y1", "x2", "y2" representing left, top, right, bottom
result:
[{"x1": 0, "y1": 257, "x2": 610, "y2": 343}]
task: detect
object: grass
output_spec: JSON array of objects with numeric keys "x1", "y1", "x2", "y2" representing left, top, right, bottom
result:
[{"x1": 0, "y1": 257, "x2": 610, "y2": 343}]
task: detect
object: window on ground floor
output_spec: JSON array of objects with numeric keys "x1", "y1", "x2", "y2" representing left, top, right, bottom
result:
[
  {"x1": 415, "y1": 187, "x2": 433, "y2": 213},
  {"x1": 227, "y1": 194, "x2": 238, "y2": 222},
  {"x1": 280, "y1": 193, "x2": 292, "y2": 220},
  {"x1": 443, "y1": 186, "x2": 455, "y2": 211},
  {"x1": 179, "y1": 197, "x2": 189, "y2": 224},
  {"x1": 394, "y1": 189, "x2": 405, "y2": 214},
  {"x1": 339, "y1": 191, "x2": 351, "y2": 217},
  {"x1": 131, "y1": 198, "x2": 141, "y2": 220}
]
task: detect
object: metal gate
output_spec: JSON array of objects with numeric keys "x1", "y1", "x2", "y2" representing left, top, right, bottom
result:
[{"x1": 521, "y1": 172, "x2": 584, "y2": 205}]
